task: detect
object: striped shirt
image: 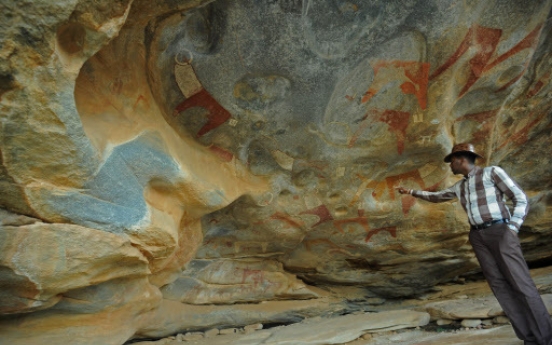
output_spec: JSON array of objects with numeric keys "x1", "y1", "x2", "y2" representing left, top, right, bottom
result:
[{"x1": 412, "y1": 166, "x2": 528, "y2": 231}]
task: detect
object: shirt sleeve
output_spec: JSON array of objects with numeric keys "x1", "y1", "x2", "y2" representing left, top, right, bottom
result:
[
  {"x1": 411, "y1": 185, "x2": 458, "y2": 203},
  {"x1": 491, "y1": 167, "x2": 528, "y2": 230}
]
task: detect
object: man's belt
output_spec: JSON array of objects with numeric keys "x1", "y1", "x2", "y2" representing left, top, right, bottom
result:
[{"x1": 471, "y1": 219, "x2": 509, "y2": 231}]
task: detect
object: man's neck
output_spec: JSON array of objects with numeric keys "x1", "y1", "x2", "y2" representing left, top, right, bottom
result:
[{"x1": 462, "y1": 164, "x2": 476, "y2": 177}]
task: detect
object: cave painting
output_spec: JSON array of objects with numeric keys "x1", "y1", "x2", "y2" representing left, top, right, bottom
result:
[
  {"x1": 455, "y1": 109, "x2": 500, "y2": 147},
  {"x1": 303, "y1": 238, "x2": 357, "y2": 257},
  {"x1": 430, "y1": 23, "x2": 543, "y2": 96},
  {"x1": 497, "y1": 108, "x2": 548, "y2": 150},
  {"x1": 173, "y1": 58, "x2": 232, "y2": 137},
  {"x1": 234, "y1": 241, "x2": 269, "y2": 254},
  {"x1": 293, "y1": 159, "x2": 330, "y2": 178},
  {"x1": 333, "y1": 212, "x2": 398, "y2": 243},
  {"x1": 208, "y1": 145, "x2": 234, "y2": 162},
  {"x1": 240, "y1": 268, "x2": 264, "y2": 286},
  {"x1": 344, "y1": 23, "x2": 543, "y2": 157},
  {"x1": 256, "y1": 205, "x2": 333, "y2": 232},
  {"x1": 133, "y1": 94, "x2": 148, "y2": 111},
  {"x1": 345, "y1": 60, "x2": 428, "y2": 155},
  {"x1": 300, "y1": 204, "x2": 334, "y2": 227},
  {"x1": 377, "y1": 110, "x2": 411, "y2": 155},
  {"x1": 364, "y1": 226, "x2": 397, "y2": 243},
  {"x1": 173, "y1": 89, "x2": 232, "y2": 137},
  {"x1": 526, "y1": 71, "x2": 550, "y2": 98},
  {"x1": 267, "y1": 212, "x2": 305, "y2": 230},
  {"x1": 254, "y1": 204, "x2": 394, "y2": 247},
  {"x1": 450, "y1": 91, "x2": 548, "y2": 153},
  {"x1": 349, "y1": 168, "x2": 450, "y2": 217},
  {"x1": 349, "y1": 109, "x2": 411, "y2": 154},
  {"x1": 360, "y1": 60, "x2": 429, "y2": 110},
  {"x1": 177, "y1": 22, "x2": 546, "y2": 260},
  {"x1": 350, "y1": 170, "x2": 425, "y2": 205}
]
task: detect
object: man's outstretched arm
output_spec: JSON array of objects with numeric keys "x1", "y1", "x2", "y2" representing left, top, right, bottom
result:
[{"x1": 397, "y1": 186, "x2": 457, "y2": 203}]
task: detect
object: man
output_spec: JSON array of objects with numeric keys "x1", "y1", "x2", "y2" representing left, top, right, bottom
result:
[{"x1": 397, "y1": 143, "x2": 552, "y2": 345}]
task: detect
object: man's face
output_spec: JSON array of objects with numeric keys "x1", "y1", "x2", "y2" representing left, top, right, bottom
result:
[{"x1": 449, "y1": 156, "x2": 463, "y2": 175}]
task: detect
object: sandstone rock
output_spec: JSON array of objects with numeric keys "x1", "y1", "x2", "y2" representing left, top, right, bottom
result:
[
  {"x1": 493, "y1": 316, "x2": 511, "y2": 324},
  {"x1": 482, "y1": 319, "x2": 494, "y2": 326},
  {"x1": 145, "y1": 310, "x2": 429, "y2": 345},
  {"x1": 426, "y1": 294, "x2": 552, "y2": 321},
  {"x1": 244, "y1": 323, "x2": 263, "y2": 333},
  {"x1": 361, "y1": 333, "x2": 373, "y2": 340},
  {"x1": 261, "y1": 311, "x2": 430, "y2": 344},
  {"x1": 161, "y1": 259, "x2": 320, "y2": 304},
  {"x1": 219, "y1": 328, "x2": 238, "y2": 335},
  {"x1": 0, "y1": 209, "x2": 38, "y2": 227},
  {"x1": 420, "y1": 266, "x2": 552, "y2": 302},
  {"x1": 134, "y1": 298, "x2": 348, "y2": 339},
  {"x1": 436, "y1": 319, "x2": 454, "y2": 326},
  {"x1": 183, "y1": 332, "x2": 204, "y2": 341},
  {"x1": 460, "y1": 319, "x2": 482, "y2": 328},
  {"x1": 358, "y1": 324, "x2": 522, "y2": 345},
  {"x1": 0, "y1": 217, "x2": 149, "y2": 315},
  {"x1": 425, "y1": 296, "x2": 505, "y2": 320},
  {"x1": 133, "y1": 341, "x2": 168, "y2": 345},
  {"x1": 322, "y1": 285, "x2": 386, "y2": 305},
  {"x1": 204, "y1": 328, "x2": 220, "y2": 338},
  {"x1": 0, "y1": 276, "x2": 162, "y2": 345}
]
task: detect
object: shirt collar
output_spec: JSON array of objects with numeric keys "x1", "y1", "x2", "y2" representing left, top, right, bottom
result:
[{"x1": 464, "y1": 166, "x2": 480, "y2": 179}]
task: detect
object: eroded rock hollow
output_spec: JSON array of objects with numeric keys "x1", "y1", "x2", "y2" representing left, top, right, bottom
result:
[{"x1": 1, "y1": 0, "x2": 551, "y2": 344}]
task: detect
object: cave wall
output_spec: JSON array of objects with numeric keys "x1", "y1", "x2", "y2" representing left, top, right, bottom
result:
[{"x1": 1, "y1": 0, "x2": 552, "y2": 344}]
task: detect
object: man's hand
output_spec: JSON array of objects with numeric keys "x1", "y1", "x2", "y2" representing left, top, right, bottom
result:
[{"x1": 396, "y1": 187, "x2": 411, "y2": 195}]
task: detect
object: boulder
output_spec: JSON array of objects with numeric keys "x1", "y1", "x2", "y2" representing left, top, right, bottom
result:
[
  {"x1": 0, "y1": 215, "x2": 149, "y2": 314},
  {"x1": 133, "y1": 309, "x2": 430, "y2": 345},
  {"x1": 134, "y1": 297, "x2": 347, "y2": 339},
  {"x1": 425, "y1": 294, "x2": 552, "y2": 320},
  {"x1": 161, "y1": 259, "x2": 321, "y2": 304}
]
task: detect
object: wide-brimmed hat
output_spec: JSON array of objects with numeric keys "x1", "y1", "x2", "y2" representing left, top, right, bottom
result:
[{"x1": 443, "y1": 143, "x2": 483, "y2": 162}]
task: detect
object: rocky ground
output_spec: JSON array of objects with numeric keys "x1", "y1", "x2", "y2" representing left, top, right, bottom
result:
[{"x1": 127, "y1": 266, "x2": 552, "y2": 345}]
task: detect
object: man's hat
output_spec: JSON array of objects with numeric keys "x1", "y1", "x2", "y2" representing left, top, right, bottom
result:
[{"x1": 444, "y1": 143, "x2": 484, "y2": 162}]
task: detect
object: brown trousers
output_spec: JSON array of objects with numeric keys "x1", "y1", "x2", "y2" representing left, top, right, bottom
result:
[{"x1": 469, "y1": 223, "x2": 552, "y2": 345}]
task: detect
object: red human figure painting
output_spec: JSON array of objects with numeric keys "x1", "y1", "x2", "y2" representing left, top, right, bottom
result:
[{"x1": 174, "y1": 89, "x2": 232, "y2": 137}]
